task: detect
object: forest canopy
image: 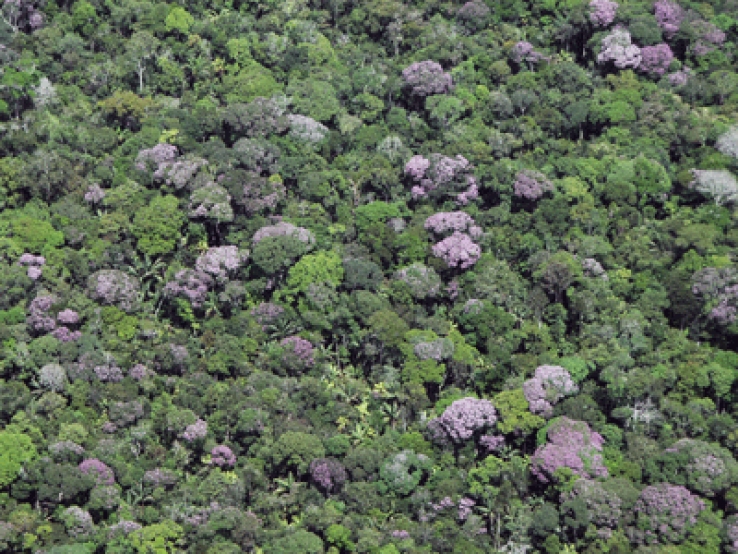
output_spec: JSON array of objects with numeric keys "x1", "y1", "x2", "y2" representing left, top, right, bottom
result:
[{"x1": 2, "y1": 0, "x2": 738, "y2": 552}]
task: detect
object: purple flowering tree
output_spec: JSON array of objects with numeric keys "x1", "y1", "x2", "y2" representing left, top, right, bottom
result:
[
  {"x1": 427, "y1": 397, "x2": 498, "y2": 446},
  {"x1": 651, "y1": 438, "x2": 738, "y2": 497},
  {"x1": 309, "y1": 458, "x2": 347, "y2": 494},
  {"x1": 513, "y1": 170, "x2": 554, "y2": 201},
  {"x1": 654, "y1": 0, "x2": 684, "y2": 37},
  {"x1": 402, "y1": 61, "x2": 454, "y2": 97},
  {"x1": 195, "y1": 246, "x2": 248, "y2": 284},
  {"x1": 61, "y1": 507, "x2": 95, "y2": 539},
  {"x1": 52, "y1": 308, "x2": 82, "y2": 343},
  {"x1": 94, "y1": 362, "x2": 124, "y2": 383},
  {"x1": 135, "y1": 143, "x2": 179, "y2": 183},
  {"x1": 164, "y1": 269, "x2": 213, "y2": 308},
  {"x1": 424, "y1": 212, "x2": 482, "y2": 237},
  {"x1": 628, "y1": 484, "x2": 704, "y2": 545},
  {"x1": 669, "y1": 67, "x2": 691, "y2": 86},
  {"x1": 250, "y1": 302, "x2": 286, "y2": 330},
  {"x1": 51, "y1": 326, "x2": 82, "y2": 343},
  {"x1": 129, "y1": 364, "x2": 152, "y2": 381},
  {"x1": 479, "y1": 434, "x2": 505, "y2": 452},
  {"x1": 639, "y1": 44, "x2": 674, "y2": 76},
  {"x1": 690, "y1": 20, "x2": 726, "y2": 56},
  {"x1": 237, "y1": 173, "x2": 286, "y2": 215},
  {"x1": 531, "y1": 417, "x2": 608, "y2": 483},
  {"x1": 18, "y1": 252, "x2": 45, "y2": 280},
  {"x1": 252, "y1": 221, "x2": 315, "y2": 246},
  {"x1": 26, "y1": 296, "x2": 79, "y2": 342},
  {"x1": 589, "y1": 0, "x2": 618, "y2": 27},
  {"x1": 510, "y1": 42, "x2": 547, "y2": 68},
  {"x1": 405, "y1": 153, "x2": 478, "y2": 204},
  {"x1": 161, "y1": 156, "x2": 209, "y2": 190},
  {"x1": 57, "y1": 309, "x2": 79, "y2": 325},
  {"x1": 84, "y1": 184, "x2": 106, "y2": 206},
  {"x1": 87, "y1": 270, "x2": 140, "y2": 312},
  {"x1": 424, "y1": 212, "x2": 483, "y2": 271},
  {"x1": 456, "y1": 1, "x2": 490, "y2": 32},
  {"x1": 692, "y1": 267, "x2": 738, "y2": 325},
  {"x1": 597, "y1": 28, "x2": 642, "y2": 69},
  {"x1": 79, "y1": 459, "x2": 115, "y2": 486},
  {"x1": 405, "y1": 154, "x2": 479, "y2": 206},
  {"x1": 211, "y1": 445, "x2": 237, "y2": 468},
  {"x1": 26, "y1": 294, "x2": 56, "y2": 333},
  {"x1": 1, "y1": 0, "x2": 44, "y2": 33},
  {"x1": 523, "y1": 365, "x2": 579, "y2": 418},
  {"x1": 431, "y1": 231, "x2": 481, "y2": 269},
  {"x1": 182, "y1": 418, "x2": 208, "y2": 442},
  {"x1": 279, "y1": 335, "x2": 315, "y2": 373}
]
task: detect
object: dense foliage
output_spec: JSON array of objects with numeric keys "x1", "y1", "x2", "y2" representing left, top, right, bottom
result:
[{"x1": 2, "y1": 0, "x2": 738, "y2": 552}]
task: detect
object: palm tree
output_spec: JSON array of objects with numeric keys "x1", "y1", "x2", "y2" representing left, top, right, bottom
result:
[{"x1": 129, "y1": 254, "x2": 167, "y2": 303}]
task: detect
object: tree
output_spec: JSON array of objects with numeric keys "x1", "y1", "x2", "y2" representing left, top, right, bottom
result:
[
  {"x1": 628, "y1": 484, "x2": 704, "y2": 545},
  {"x1": 494, "y1": 389, "x2": 546, "y2": 436},
  {"x1": 125, "y1": 31, "x2": 161, "y2": 93},
  {"x1": 129, "y1": 520, "x2": 184, "y2": 554},
  {"x1": 268, "y1": 530, "x2": 325, "y2": 554},
  {"x1": 165, "y1": 7, "x2": 194, "y2": 36},
  {"x1": 251, "y1": 235, "x2": 311, "y2": 277},
  {"x1": 378, "y1": 450, "x2": 431, "y2": 496},
  {"x1": 523, "y1": 365, "x2": 579, "y2": 418},
  {"x1": 402, "y1": 61, "x2": 454, "y2": 97},
  {"x1": 690, "y1": 169, "x2": 738, "y2": 206},
  {"x1": 427, "y1": 397, "x2": 498, "y2": 446},
  {"x1": 269, "y1": 432, "x2": 325, "y2": 476},
  {"x1": 716, "y1": 125, "x2": 738, "y2": 158},
  {"x1": 71, "y1": 1, "x2": 98, "y2": 37},
  {"x1": 645, "y1": 439, "x2": 738, "y2": 497},
  {"x1": 531, "y1": 417, "x2": 608, "y2": 483},
  {"x1": 280, "y1": 251, "x2": 344, "y2": 300},
  {"x1": 132, "y1": 195, "x2": 184, "y2": 256},
  {"x1": 0, "y1": 431, "x2": 36, "y2": 488},
  {"x1": 188, "y1": 183, "x2": 234, "y2": 226},
  {"x1": 1, "y1": 0, "x2": 42, "y2": 32},
  {"x1": 597, "y1": 29, "x2": 642, "y2": 69},
  {"x1": 589, "y1": 0, "x2": 618, "y2": 27}
]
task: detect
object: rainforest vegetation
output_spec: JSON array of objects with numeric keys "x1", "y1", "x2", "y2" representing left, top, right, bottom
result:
[{"x1": 3, "y1": 0, "x2": 738, "y2": 552}]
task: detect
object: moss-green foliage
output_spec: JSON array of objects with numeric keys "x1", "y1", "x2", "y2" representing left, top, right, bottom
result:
[
  {"x1": 268, "y1": 530, "x2": 325, "y2": 554},
  {"x1": 131, "y1": 194, "x2": 183, "y2": 256},
  {"x1": 494, "y1": 389, "x2": 546, "y2": 436},
  {"x1": 0, "y1": 431, "x2": 37, "y2": 488},
  {"x1": 269, "y1": 432, "x2": 325, "y2": 476},
  {"x1": 279, "y1": 250, "x2": 344, "y2": 301},
  {"x1": 3, "y1": 214, "x2": 64, "y2": 254}
]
